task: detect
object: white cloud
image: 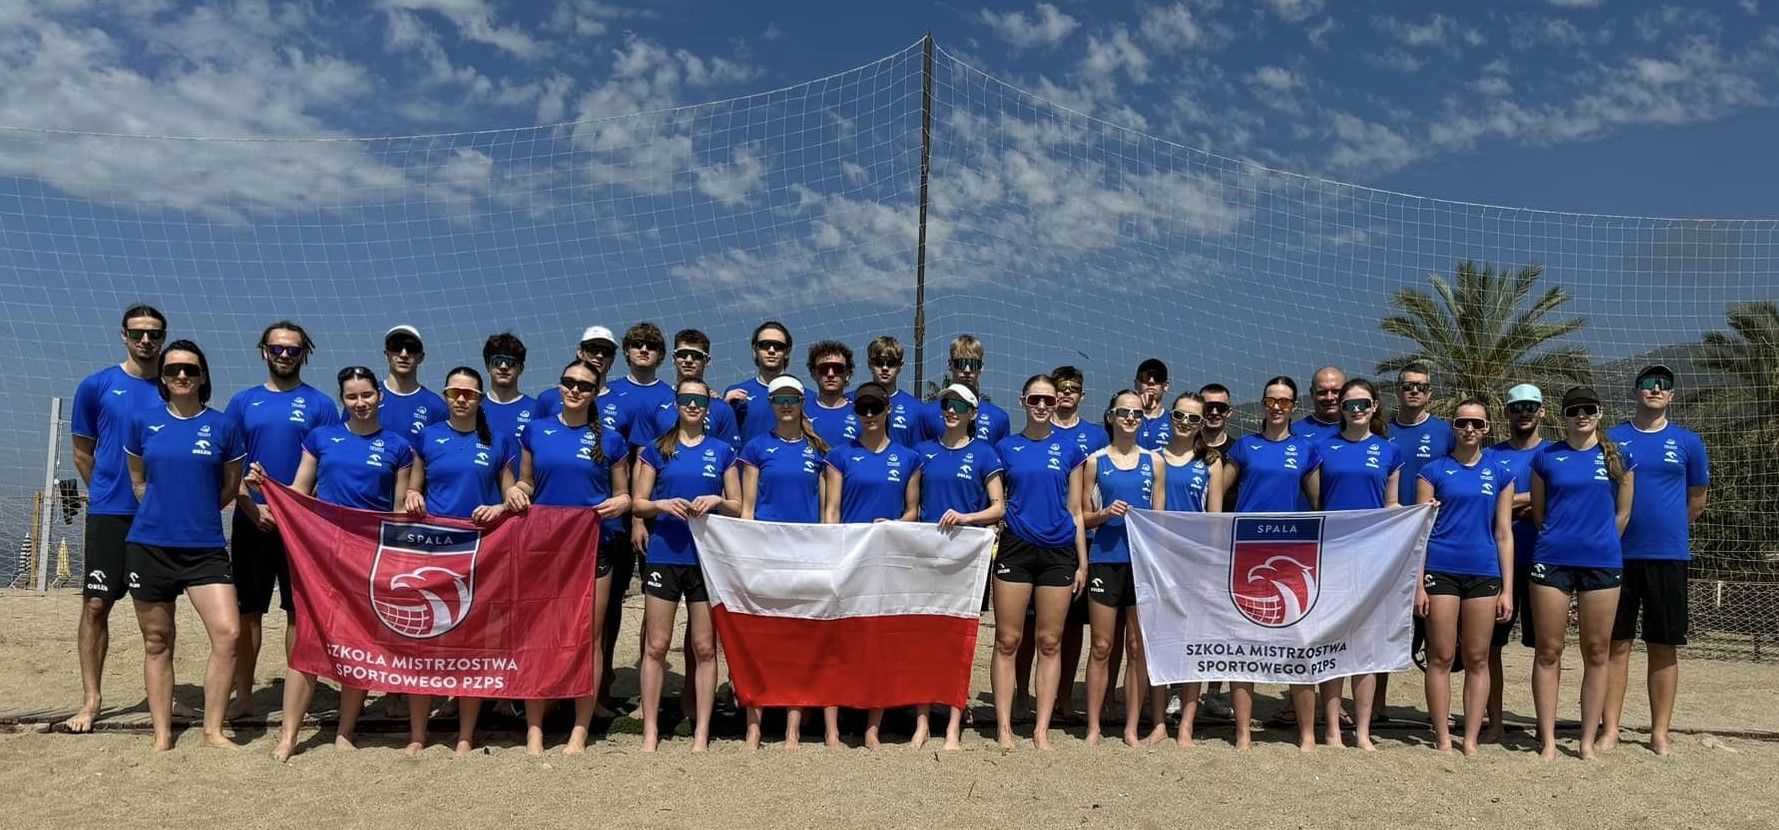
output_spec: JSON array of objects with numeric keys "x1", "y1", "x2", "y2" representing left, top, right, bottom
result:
[
  {"x1": 1371, "y1": 50, "x2": 1423, "y2": 73},
  {"x1": 377, "y1": 0, "x2": 544, "y2": 59},
  {"x1": 547, "y1": 0, "x2": 629, "y2": 38},
  {"x1": 695, "y1": 144, "x2": 766, "y2": 206},
  {"x1": 978, "y1": 3, "x2": 1080, "y2": 50},
  {"x1": 1265, "y1": 0, "x2": 1323, "y2": 24},
  {"x1": 1138, "y1": 3, "x2": 1210, "y2": 51},
  {"x1": 1377, "y1": 14, "x2": 1483, "y2": 49},
  {"x1": 1080, "y1": 27, "x2": 1151, "y2": 84},
  {"x1": 1325, "y1": 112, "x2": 1420, "y2": 175},
  {"x1": 1248, "y1": 65, "x2": 1302, "y2": 94}
]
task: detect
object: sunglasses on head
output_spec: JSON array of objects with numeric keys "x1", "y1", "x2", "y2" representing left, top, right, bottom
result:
[
  {"x1": 579, "y1": 342, "x2": 616, "y2": 359},
  {"x1": 1170, "y1": 410, "x2": 1204, "y2": 425},
  {"x1": 1639, "y1": 376, "x2": 1673, "y2": 392},
  {"x1": 1506, "y1": 401, "x2": 1541, "y2": 416},
  {"x1": 677, "y1": 393, "x2": 710, "y2": 409},
  {"x1": 951, "y1": 358, "x2": 982, "y2": 371},
  {"x1": 673, "y1": 348, "x2": 707, "y2": 362},
  {"x1": 1564, "y1": 404, "x2": 1600, "y2": 418},
  {"x1": 939, "y1": 398, "x2": 973, "y2": 415},
  {"x1": 1203, "y1": 402, "x2": 1231, "y2": 416},
  {"x1": 869, "y1": 358, "x2": 901, "y2": 369},
  {"x1": 443, "y1": 387, "x2": 482, "y2": 402},
  {"x1": 487, "y1": 355, "x2": 521, "y2": 370},
  {"x1": 1262, "y1": 397, "x2": 1295, "y2": 412},
  {"x1": 754, "y1": 340, "x2": 788, "y2": 354},
  {"x1": 337, "y1": 366, "x2": 375, "y2": 384},
  {"x1": 559, "y1": 377, "x2": 598, "y2": 395},
  {"x1": 815, "y1": 363, "x2": 848, "y2": 377},
  {"x1": 264, "y1": 344, "x2": 304, "y2": 359},
  {"x1": 1341, "y1": 399, "x2": 1374, "y2": 413},
  {"x1": 768, "y1": 393, "x2": 803, "y2": 407},
  {"x1": 1399, "y1": 381, "x2": 1431, "y2": 394},
  {"x1": 1454, "y1": 417, "x2": 1488, "y2": 431},
  {"x1": 854, "y1": 402, "x2": 886, "y2": 417},
  {"x1": 1024, "y1": 394, "x2": 1056, "y2": 408},
  {"x1": 161, "y1": 363, "x2": 202, "y2": 379},
  {"x1": 124, "y1": 328, "x2": 167, "y2": 342},
  {"x1": 1111, "y1": 407, "x2": 1143, "y2": 421}
]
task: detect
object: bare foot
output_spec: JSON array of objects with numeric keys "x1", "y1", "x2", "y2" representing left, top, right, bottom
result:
[
  {"x1": 1299, "y1": 738, "x2": 1316, "y2": 754},
  {"x1": 1084, "y1": 729, "x2": 1102, "y2": 747},
  {"x1": 1436, "y1": 739, "x2": 1454, "y2": 754},
  {"x1": 691, "y1": 742, "x2": 708, "y2": 753},
  {"x1": 942, "y1": 737, "x2": 962, "y2": 751},
  {"x1": 1176, "y1": 733, "x2": 1194, "y2": 748},
  {"x1": 825, "y1": 734, "x2": 844, "y2": 750},
  {"x1": 525, "y1": 728, "x2": 544, "y2": 757},
  {"x1": 996, "y1": 729, "x2": 1016, "y2": 750},
  {"x1": 641, "y1": 730, "x2": 659, "y2": 753},
  {"x1": 1538, "y1": 742, "x2": 1558, "y2": 762},
  {"x1": 202, "y1": 731, "x2": 238, "y2": 750},
  {"x1": 403, "y1": 741, "x2": 423, "y2": 758},
  {"x1": 1355, "y1": 734, "x2": 1375, "y2": 752},
  {"x1": 1462, "y1": 741, "x2": 1479, "y2": 758},
  {"x1": 1651, "y1": 733, "x2": 1673, "y2": 757},
  {"x1": 1234, "y1": 734, "x2": 1252, "y2": 751},
  {"x1": 1323, "y1": 730, "x2": 1343, "y2": 748},
  {"x1": 453, "y1": 739, "x2": 473, "y2": 758},
  {"x1": 1596, "y1": 731, "x2": 1619, "y2": 752},
  {"x1": 57, "y1": 700, "x2": 101, "y2": 734},
  {"x1": 334, "y1": 735, "x2": 357, "y2": 751},
  {"x1": 743, "y1": 725, "x2": 762, "y2": 752},
  {"x1": 909, "y1": 728, "x2": 929, "y2": 750},
  {"x1": 152, "y1": 732, "x2": 175, "y2": 752},
  {"x1": 863, "y1": 729, "x2": 881, "y2": 750},
  {"x1": 273, "y1": 740, "x2": 296, "y2": 763},
  {"x1": 1482, "y1": 724, "x2": 1505, "y2": 744},
  {"x1": 1143, "y1": 724, "x2": 1168, "y2": 747},
  {"x1": 563, "y1": 727, "x2": 588, "y2": 755},
  {"x1": 1579, "y1": 741, "x2": 1597, "y2": 761},
  {"x1": 1033, "y1": 732, "x2": 1054, "y2": 751}
]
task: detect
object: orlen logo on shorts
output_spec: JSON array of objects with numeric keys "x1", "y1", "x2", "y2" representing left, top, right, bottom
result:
[
  {"x1": 1229, "y1": 516, "x2": 1324, "y2": 629},
  {"x1": 369, "y1": 520, "x2": 482, "y2": 639}
]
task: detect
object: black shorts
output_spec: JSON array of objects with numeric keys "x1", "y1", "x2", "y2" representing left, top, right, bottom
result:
[
  {"x1": 1529, "y1": 563, "x2": 1622, "y2": 593},
  {"x1": 642, "y1": 562, "x2": 708, "y2": 604},
  {"x1": 1493, "y1": 563, "x2": 1535, "y2": 649},
  {"x1": 594, "y1": 532, "x2": 624, "y2": 579},
  {"x1": 126, "y1": 543, "x2": 232, "y2": 604},
  {"x1": 1612, "y1": 559, "x2": 1689, "y2": 646},
  {"x1": 1088, "y1": 562, "x2": 1137, "y2": 608},
  {"x1": 82, "y1": 514, "x2": 134, "y2": 602},
  {"x1": 230, "y1": 508, "x2": 292, "y2": 615},
  {"x1": 993, "y1": 534, "x2": 1075, "y2": 588},
  {"x1": 1424, "y1": 571, "x2": 1502, "y2": 600}
]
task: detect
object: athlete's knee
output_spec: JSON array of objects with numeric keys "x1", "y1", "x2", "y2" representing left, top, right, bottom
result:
[
  {"x1": 688, "y1": 636, "x2": 717, "y2": 665},
  {"x1": 1533, "y1": 641, "x2": 1564, "y2": 668},
  {"x1": 1425, "y1": 645, "x2": 1456, "y2": 672},
  {"x1": 1034, "y1": 632, "x2": 1062, "y2": 657},
  {"x1": 1461, "y1": 644, "x2": 1490, "y2": 672},
  {"x1": 642, "y1": 632, "x2": 673, "y2": 662},
  {"x1": 993, "y1": 630, "x2": 1023, "y2": 656},
  {"x1": 1580, "y1": 638, "x2": 1611, "y2": 668},
  {"x1": 141, "y1": 626, "x2": 174, "y2": 659},
  {"x1": 80, "y1": 597, "x2": 114, "y2": 622}
]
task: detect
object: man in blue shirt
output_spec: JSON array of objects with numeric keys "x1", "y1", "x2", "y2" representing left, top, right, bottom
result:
[
  {"x1": 723, "y1": 321, "x2": 793, "y2": 444},
  {"x1": 535, "y1": 325, "x2": 618, "y2": 417},
  {"x1": 805, "y1": 340, "x2": 859, "y2": 448},
  {"x1": 1603, "y1": 364, "x2": 1709, "y2": 757},
  {"x1": 609, "y1": 321, "x2": 676, "y2": 448},
  {"x1": 1050, "y1": 366, "x2": 1108, "y2": 457},
  {"x1": 1293, "y1": 366, "x2": 1346, "y2": 443},
  {"x1": 1380, "y1": 363, "x2": 1452, "y2": 722},
  {"x1": 373, "y1": 325, "x2": 447, "y2": 446},
  {"x1": 1488, "y1": 382, "x2": 1547, "y2": 737},
  {"x1": 649, "y1": 328, "x2": 740, "y2": 447},
  {"x1": 920, "y1": 335, "x2": 1009, "y2": 443},
  {"x1": 65, "y1": 304, "x2": 167, "y2": 734},
  {"x1": 1134, "y1": 358, "x2": 1172, "y2": 450},
  {"x1": 481, "y1": 332, "x2": 536, "y2": 445},
  {"x1": 864, "y1": 335, "x2": 927, "y2": 448}
]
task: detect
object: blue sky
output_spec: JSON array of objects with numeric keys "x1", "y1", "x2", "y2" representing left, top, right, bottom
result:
[{"x1": 1, "y1": 0, "x2": 1776, "y2": 499}]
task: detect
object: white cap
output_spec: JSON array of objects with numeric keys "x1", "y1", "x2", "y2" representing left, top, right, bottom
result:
[
  {"x1": 939, "y1": 383, "x2": 979, "y2": 408},
  {"x1": 1506, "y1": 383, "x2": 1543, "y2": 405},
  {"x1": 384, "y1": 324, "x2": 422, "y2": 343},
  {"x1": 579, "y1": 325, "x2": 616, "y2": 346},
  {"x1": 767, "y1": 375, "x2": 805, "y2": 396}
]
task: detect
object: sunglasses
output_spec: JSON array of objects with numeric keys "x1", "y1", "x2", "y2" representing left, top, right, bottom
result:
[
  {"x1": 1170, "y1": 411, "x2": 1204, "y2": 425},
  {"x1": 1454, "y1": 417, "x2": 1488, "y2": 431},
  {"x1": 1506, "y1": 402, "x2": 1541, "y2": 416},
  {"x1": 443, "y1": 387, "x2": 482, "y2": 402},
  {"x1": 124, "y1": 329, "x2": 166, "y2": 342},
  {"x1": 1111, "y1": 407, "x2": 1144, "y2": 421},
  {"x1": 754, "y1": 340, "x2": 788, "y2": 354},
  {"x1": 939, "y1": 398, "x2": 973, "y2": 415},
  {"x1": 579, "y1": 342, "x2": 616, "y2": 359},
  {"x1": 951, "y1": 358, "x2": 983, "y2": 371},
  {"x1": 869, "y1": 359, "x2": 901, "y2": 369},
  {"x1": 559, "y1": 377, "x2": 598, "y2": 395},
  {"x1": 1639, "y1": 376, "x2": 1673, "y2": 392},
  {"x1": 1399, "y1": 381, "x2": 1431, "y2": 394},
  {"x1": 264, "y1": 344, "x2": 304, "y2": 359},
  {"x1": 625, "y1": 340, "x2": 661, "y2": 352},
  {"x1": 386, "y1": 343, "x2": 423, "y2": 357},
  {"x1": 1564, "y1": 404, "x2": 1600, "y2": 418},
  {"x1": 161, "y1": 363, "x2": 202, "y2": 379},
  {"x1": 815, "y1": 363, "x2": 849, "y2": 377},
  {"x1": 1056, "y1": 382, "x2": 1083, "y2": 394},
  {"x1": 677, "y1": 393, "x2": 710, "y2": 409},
  {"x1": 1341, "y1": 399, "x2": 1374, "y2": 414},
  {"x1": 1203, "y1": 402, "x2": 1231, "y2": 416},
  {"x1": 337, "y1": 366, "x2": 376, "y2": 383},
  {"x1": 1024, "y1": 394, "x2": 1057, "y2": 408},
  {"x1": 487, "y1": 355, "x2": 521, "y2": 370},
  {"x1": 673, "y1": 348, "x2": 708, "y2": 362},
  {"x1": 768, "y1": 394, "x2": 803, "y2": 407},
  {"x1": 1262, "y1": 397, "x2": 1295, "y2": 412},
  {"x1": 854, "y1": 402, "x2": 886, "y2": 417}
]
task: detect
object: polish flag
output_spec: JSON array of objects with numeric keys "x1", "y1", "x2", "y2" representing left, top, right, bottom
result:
[{"x1": 689, "y1": 515, "x2": 994, "y2": 709}]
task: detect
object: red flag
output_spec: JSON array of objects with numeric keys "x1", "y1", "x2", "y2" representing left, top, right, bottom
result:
[{"x1": 263, "y1": 482, "x2": 599, "y2": 700}]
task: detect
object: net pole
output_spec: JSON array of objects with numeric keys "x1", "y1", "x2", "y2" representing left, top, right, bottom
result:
[
  {"x1": 33, "y1": 396, "x2": 61, "y2": 592},
  {"x1": 912, "y1": 33, "x2": 935, "y2": 396}
]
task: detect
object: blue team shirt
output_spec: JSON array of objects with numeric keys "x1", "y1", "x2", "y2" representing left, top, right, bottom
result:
[
  {"x1": 302, "y1": 424, "x2": 414, "y2": 511},
  {"x1": 1389, "y1": 415, "x2": 1455, "y2": 506},
  {"x1": 1089, "y1": 449, "x2": 1157, "y2": 564},
  {"x1": 1162, "y1": 453, "x2": 1214, "y2": 513},
  {"x1": 1136, "y1": 415, "x2": 1172, "y2": 451},
  {"x1": 807, "y1": 398, "x2": 860, "y2": 450},
  {"x1": 417, "y1": 422, "x2": 514, "y2": 519},
  {"x1": 1491, "y1": 438, "x2": 1546, "y2": 569},
  {"x1": 225, "y1": 383, "x2": 339, "y2": 505},
  {"x1": 886, "y1": 389, "x2": 927, "y2": 448},
  {"x1": 997, "y1": 431, "x2": 1087, "y2": 548},
  {"x1": 827, "y1": 439, "x2": 921, "y2": 523},
  {"x1": 1291, "y1": 416, "x2": 1343, "y2": 444},
  {"x1": 723, "y1": 377, "x2": 775, "y2": 446},
  {"x1": 1318, "y1": 433, "x2": 1403, "y2": 510},
  {"x1": 483, "y1": 392, "x2": 538, "y2": 444},
  {"x1": 1227, "y1": 433, "x2": 1322, "y2": 513},
  {"x1": 1531, "y1": 441, "x2": 1637, "y2": 569},
  {"x1": 520, "y1": 416, "x2": 629, "y2": 534},
  {"x1": 638, "y1": 438, "x2": 736, "y2": 566},
  {"x1": 72, "y1": 365, "x2": 162, "y2": 515},
  {"x1": 738, "y1": 434, "x2": 825, "y2": 523},
  {"x1": 607, "y1": 376, "x2": 676, "y2": 448},
  {"x1": 923, "y1": 398, "x2": 1011, "y2": 445},
  {"x1": 1420, "y1": 450, "x2": 1509, "y2": 577},
  {"x1": 535, "y1": 387, "x2": 636, "y2": 445},
  {"x1": 1609, "y1": 422, "x2": 1709, "y2": 561},
  {"x1": 651, "y1": 398, "x2": 740, "y2": 450},
  {"x1": 915, "y1": 438, "x2": 1004, "y2": 523},
  {"x1": 124, "y1": 407, "x2": 245, "y2": 548},
  {"x1": 1052, "y1": 419, "x2": 1110, "y2": 458},
  {"x1": 533, "y1": 385, "x2": 563, "y2": 418}
]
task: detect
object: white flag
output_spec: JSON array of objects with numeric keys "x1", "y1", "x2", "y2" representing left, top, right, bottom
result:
[{"x1": 1127, "y1": 505, "x2": 1435, "y2": 685}]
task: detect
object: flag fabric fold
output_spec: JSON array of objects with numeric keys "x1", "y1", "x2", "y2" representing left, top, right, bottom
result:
[
  {"x1": 690, "y1": 515, "x2": 994, "y2": 709},
  {"x1": 1127, "y1": 505, "x2": 1435, "y2": 685},
  {"x1": 263, "y1": 481, "x2": 600, "y2": 700}
]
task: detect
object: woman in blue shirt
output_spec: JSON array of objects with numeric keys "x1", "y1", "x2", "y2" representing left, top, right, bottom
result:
[
  {"x1": 1529, "y1": 386, "x2": 1635, "y2": 761},
  {"x1": 506, "y1": 359, "x2": 632, "y2": 757},
  {"x1": 123, "y1": 340, "x2": 245, "y2": 752},
  {"x1": 1080, "y1": 391, "x2": 1167, "y2": 749},
  {"x1": 633, "y1": 378, "x2": 740, "y2": 754},
  {"x1": 266, "y1": 365, "x2": 414, "y2": 762},
  {"x1": 1222, "y1": 376, "x2": 1321, "y2": 752},
  {"x1": 821, "y1": 382, "x2": 920, "y2": 749},
  {"x1": 908, "y1": 383, "x2": 1005, "y2": 750},
  {"x1": 737, "y1": 374, "x2": 829, "y2": 750},
  {"x1": 990, "y1": 374, "x2": 1088, "y2": 752},
  {"x1": 1315, "y1": 378, "x2": 1401, "y2": 751},
  {"x1": 1158, "y1": 391, "x2": 1223, "y2": 748},
  {"x1": 1416, "y1": 398, "x2": 1515, "y2": 757},
  {"x1": 402, "y1": 366, "x2": 516, "y2": 757}
]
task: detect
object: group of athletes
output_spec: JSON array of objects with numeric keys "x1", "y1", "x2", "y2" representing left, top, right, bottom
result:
[{"x1": 64, "y1": 304, "x2": 1708, "y2": 761}]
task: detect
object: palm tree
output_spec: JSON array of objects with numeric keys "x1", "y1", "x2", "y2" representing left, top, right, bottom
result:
[
  {"x1": 1697, "y1": 300, "x2": 1779, "y2": 449},
  {"x1": 1691, "y1": 300, "x2": 1779, "y2": 570},
  {"x1": 1375, "y1": 261, "x2": 1593, "y2": 418}
]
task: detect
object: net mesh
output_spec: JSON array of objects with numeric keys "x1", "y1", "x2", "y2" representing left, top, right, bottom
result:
[{"x1": 2, "y1": 39, "x2": 1774, "y2": 657}]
